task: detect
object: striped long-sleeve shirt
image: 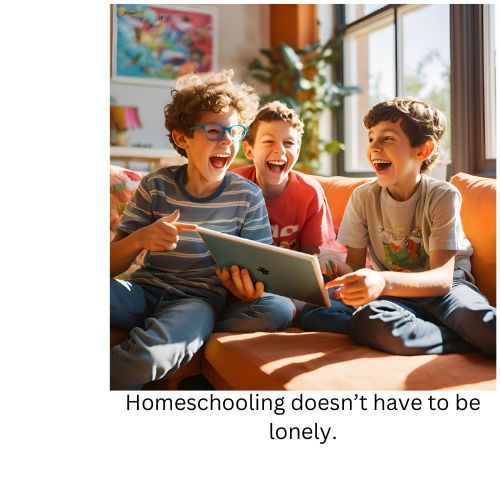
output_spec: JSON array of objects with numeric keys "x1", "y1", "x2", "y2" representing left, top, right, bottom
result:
[{"x1": 117, "y1": 164, "x2": 272, "y2": 311}]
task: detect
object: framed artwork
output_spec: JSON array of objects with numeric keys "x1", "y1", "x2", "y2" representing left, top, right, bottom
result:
[{"x1": 112, "y1": 4, "x2": 216, "y2": 86}]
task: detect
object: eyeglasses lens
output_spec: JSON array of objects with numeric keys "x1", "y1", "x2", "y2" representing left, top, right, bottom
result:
[{"x1": 204, "y1": 124, "x2": 246, "y2": 141}]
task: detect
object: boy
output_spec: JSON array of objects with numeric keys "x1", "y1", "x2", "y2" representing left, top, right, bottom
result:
[
  {"x1": 110, "y1": 70, "x2": 295, "y2": 390},
  {"x1": 301, "y1": 97, "x2": 496, "y2": 356},
  {"x1": 234, "y1": 101, "x2": 336, "y2": 255}
]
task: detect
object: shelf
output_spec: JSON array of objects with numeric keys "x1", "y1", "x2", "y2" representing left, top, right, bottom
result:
[{"x1": 110, "y1": 146, "x2": 185, "y2": 171}]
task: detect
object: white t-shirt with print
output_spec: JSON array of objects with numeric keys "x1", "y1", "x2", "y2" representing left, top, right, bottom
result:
[{"x1": 337, "y1": 175, "x2": 473, "y2": 280}]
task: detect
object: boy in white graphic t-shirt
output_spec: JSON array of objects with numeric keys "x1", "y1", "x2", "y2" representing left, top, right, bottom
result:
[{"x1": 302, "y1": 97, "x2": 496, "y2": 356}]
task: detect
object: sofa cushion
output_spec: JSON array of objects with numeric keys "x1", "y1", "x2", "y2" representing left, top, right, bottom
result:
[
  {"x1": 110, "y1": 165, "x2": 147, "y2": 278},
  {"x1": 450, "y1": 173, "x2": 496, "y2": 305},
  {"x1": 311, "y1": 175, "x2": 371, "y2": 233},
  {"x1": 202, "y1": 330, "x2": 496, "y2": 390},
  {"x1": 110, "y1": 165, "x2": 145, "y2": 233}
]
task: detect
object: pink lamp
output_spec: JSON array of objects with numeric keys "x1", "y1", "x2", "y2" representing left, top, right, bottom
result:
[{"x1": 110, "y1": 105, "x2": 142, "y2": 146}]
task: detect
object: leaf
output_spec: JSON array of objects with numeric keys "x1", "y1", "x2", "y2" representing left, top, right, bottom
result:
[
  {"x1": 324, "y1": 140, "x2": 345, "y2": 155},
  {"x1": 259, "y1": 48, "x2": 273, "y2": 59},
  {"x1": 314, "y1": 74, "x2": 326, "y2": 86},
  {"x1": 248, "y1": 58, "x2": 270, "y2": 72},
  {"x1": 279, "y1": 44, "x2": 303, "y2": 72},
  {"x1": 295, "y1": 78, "x2": 314, "y2": 91},
  {"x1": 302, "y1": 40, "x2": 322, "y2": 53},
  {"x1": 251, "y1": 72, "x2": 272, "y2": 84}
]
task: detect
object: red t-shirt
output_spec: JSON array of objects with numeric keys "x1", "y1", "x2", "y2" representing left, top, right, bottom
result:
[{"x1": 234, "y1": 165, "x2": 336, "y2": 251}]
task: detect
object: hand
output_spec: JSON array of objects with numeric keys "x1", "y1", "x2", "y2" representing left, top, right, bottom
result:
[
  {"x1": 319, "y1": 257, "x2": 352, "y2": 280},
  {"x1": 136, "y1": 209, "x2": 197, "y2": 252},
  {"x1": 326, "y1": 268, "x2": 386, "y2": 307},
  {"x1": 216, "y1": 265, "x2": 265, "y2": 302}
]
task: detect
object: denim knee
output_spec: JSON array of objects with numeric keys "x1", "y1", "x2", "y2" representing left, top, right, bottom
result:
[
  {"x1": 216, "y1": 294, "x2": 295, "y2": 333},
  {"x1": 254, "y1": 294, "x2": 295, "y2": 331}
]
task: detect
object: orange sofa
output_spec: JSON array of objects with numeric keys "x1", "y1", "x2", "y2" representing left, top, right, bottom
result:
[{"x1": 110, "y1": 166, "x2": 496, "y2": 390}]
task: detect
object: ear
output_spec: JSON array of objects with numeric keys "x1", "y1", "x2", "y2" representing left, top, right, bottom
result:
[
  {"x1": 171, "y1": 129, "x2": 190, "y2": 152},
  {"x1": 416, "y1": 139, "x2": 436, "y2": 161},
  {"x1": 242, "y1": 140, "x2": 254, "y2": 160}
]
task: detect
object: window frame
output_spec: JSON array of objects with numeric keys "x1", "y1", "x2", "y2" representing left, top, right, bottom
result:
[{"x1": 334, "y1": 4, "x2": 496, "y2": 178}]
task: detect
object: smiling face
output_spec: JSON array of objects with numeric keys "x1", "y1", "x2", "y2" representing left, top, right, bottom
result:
[
  {"x1": 367, "y1": 119, "x2": 431, "y2": 201},
  {"x1": 172, "y1": 109, "x2": 241, "y2": 197},
  {"x1": 243, "y1": 120, "x2": 301, "y2": 192}
]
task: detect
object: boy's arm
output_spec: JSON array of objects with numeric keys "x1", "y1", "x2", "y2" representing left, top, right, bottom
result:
[
  {"x1": 110, "y1": 231, "x2": 145, "y2": 277},
  {"x1": 110, "y1": 210, "x2": 196, "y2": 277},
  {"x1": 301, "y1": 243, "x2": 320, "y2": 255},
  {"x1": 329, "y1": 249, "x2": 456, "y2": 307},
  {"x1": 346, "y1": 246, "x2": 367, "y2": 272}
]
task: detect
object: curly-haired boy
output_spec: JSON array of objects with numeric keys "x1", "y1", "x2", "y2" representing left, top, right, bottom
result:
[
  {"x1": 110, "y1": 70, "x2": 295, "y2": 389},
  {"x1": 302, "y1": 97, "x2": 496, "y2": 356}
]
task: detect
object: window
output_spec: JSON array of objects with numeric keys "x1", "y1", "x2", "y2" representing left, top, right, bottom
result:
[
  {"x1": 483, "y1": 4, "x2": 496, "y2": 160},
  {"x1": 336, "y1": 4, "x2": 496, "y2": 178},
  {"x1": 340, "y1": 5, "x2": 451, "y2": 178}
]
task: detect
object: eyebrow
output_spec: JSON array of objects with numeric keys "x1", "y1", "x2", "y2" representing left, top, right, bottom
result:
[{"x1": 368, "y1": 128, "x2": 401, "y2": 136}]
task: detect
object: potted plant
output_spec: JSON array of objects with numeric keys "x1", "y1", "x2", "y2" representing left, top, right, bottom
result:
[{"x1": 247, "y1": 37, "x2": 361, "y2": 173}]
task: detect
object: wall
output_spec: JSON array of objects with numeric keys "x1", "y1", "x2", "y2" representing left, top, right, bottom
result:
[{"x1": 110, "y1": 4, "x2": 270, "y2": 149}]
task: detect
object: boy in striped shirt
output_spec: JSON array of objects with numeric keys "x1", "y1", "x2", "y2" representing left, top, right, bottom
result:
[{"x1": 110, "y1": 70, "x2": 295, "y2": 390}]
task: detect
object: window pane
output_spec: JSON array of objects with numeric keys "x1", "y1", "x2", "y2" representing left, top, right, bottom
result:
[
  {"x1": 399, "y1": 4, "x2": 451, "y2": 175},
  {"x1": 343, "y1": 14, "x2": 395, "y2": 172},
  {"x1": 345, "y1": 4, "x2": 387, "y2": 24},
  {"x1": 484, "y1": 4, "x2": 496, "y2": 159}
]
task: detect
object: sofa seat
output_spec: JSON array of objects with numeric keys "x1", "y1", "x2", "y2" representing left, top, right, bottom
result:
[{"x1": 201, "y1": 330, "x2": 495, "y2": 390}]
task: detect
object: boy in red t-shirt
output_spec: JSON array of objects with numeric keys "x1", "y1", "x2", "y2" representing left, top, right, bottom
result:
[{"x1": 234, "y1": 100, "x2": 336, "y2": 255}]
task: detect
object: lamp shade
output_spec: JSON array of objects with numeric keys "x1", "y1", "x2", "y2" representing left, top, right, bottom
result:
[{"x1": 110, "y1": 105, "x2": 142, "y2": 131}]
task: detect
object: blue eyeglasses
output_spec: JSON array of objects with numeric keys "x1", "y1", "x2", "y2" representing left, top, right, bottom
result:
[{"x1": 189, "y1": 122, "x2": 248, "y2": 142}]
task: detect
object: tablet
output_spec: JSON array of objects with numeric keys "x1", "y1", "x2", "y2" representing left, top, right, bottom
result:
[{"x1": 196, "y1": 226, "x2": 330, "y2": 307}]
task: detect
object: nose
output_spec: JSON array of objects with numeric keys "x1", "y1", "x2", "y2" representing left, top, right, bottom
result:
[
  {"x1": 273, "y1": 142, "x2": 285, "y2": 155},
  {"x1": 219, "y1": 130, "x2": 232, "y2": 145},
  {"x1": 368, "y1": 139, "x2": 381, "y2": 152}
]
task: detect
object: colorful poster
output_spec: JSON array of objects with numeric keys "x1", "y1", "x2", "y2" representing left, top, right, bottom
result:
[{"x1": 112, "y1": 4, "x2": 215, "y2": 85}]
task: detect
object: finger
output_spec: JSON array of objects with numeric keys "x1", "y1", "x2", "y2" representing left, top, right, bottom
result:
[
  {"x1": 343, "y1": 297, "x2": 369, "y2": 307},
  {"x1": 240, "y1": 268, "x2": 256, "y2": 296},
  {"x1": 162, "y1": 209, "x2": 180, "y2": 223},
  {"x1": 175, "y1": 222, "x2": 198, "y2": 232},
  {"x1": 216, "y1": 267, "x2": 230, "y2": 284},
  {"x1": 230, "y1": 265, "x2": 245, "y2": 293},
  {"x1": 340, "y1": 289, "x2": 366, "y2": 301},
  {"x1": 325, "y1": 273, "x2": 362, "y2": 288},
  {"x1": 254, "y1": 281, "x2": 265, "y2": 298}
]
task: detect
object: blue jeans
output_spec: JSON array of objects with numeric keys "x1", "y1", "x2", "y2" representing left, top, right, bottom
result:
[
  {"x1": 301, "y1": 281, "x2": 496, "y2": 356},
  {"x1": 110, "y1": 279, "x2": 295, "y2": 389}
]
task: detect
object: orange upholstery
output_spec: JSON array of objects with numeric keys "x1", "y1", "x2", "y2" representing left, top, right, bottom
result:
[
  {"x1": 450, "y1": 173, "x2": 496, "y2": 305},
  {"x1": 311, "y1": 175, "x2": 370, "y2": 233},
  {"x1": 202, "y1": 330, "x2": 495, "y2": 390}
]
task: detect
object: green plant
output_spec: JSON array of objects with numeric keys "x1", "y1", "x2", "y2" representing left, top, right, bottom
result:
[{"x1": 248, "y1": 37, "x2": 361, "y2": 172}]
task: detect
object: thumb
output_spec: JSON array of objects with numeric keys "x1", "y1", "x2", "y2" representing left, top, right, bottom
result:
[{"x1": 162, "y1": 209, "x2": 180, "y2": 223}]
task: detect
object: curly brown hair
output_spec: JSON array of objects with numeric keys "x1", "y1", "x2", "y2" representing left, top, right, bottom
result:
[
  {"x1": 164, "y1": 69, "x2": 259, "y2": 157},
  {"x1": 244, "y1": 100, "x2": 304, "y2": 146},
  {"x1": 363, "y1": 97, "x2": 446, "y2": 172}
]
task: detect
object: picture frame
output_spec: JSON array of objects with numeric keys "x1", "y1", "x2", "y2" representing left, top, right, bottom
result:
[{"x1": 111, "y1": 4, "x2": 217, "y2": 86}]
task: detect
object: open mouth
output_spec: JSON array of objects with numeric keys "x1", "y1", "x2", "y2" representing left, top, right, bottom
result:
[
  {"x1": 209, "y1": 154, "x2": 230, "y2": 170},
  {"x1": 372, "y1": 159, "x2": 392, "y2": 173},
  {"x1": 266, "y1": 160, "x2": 287, "y2": 175}
]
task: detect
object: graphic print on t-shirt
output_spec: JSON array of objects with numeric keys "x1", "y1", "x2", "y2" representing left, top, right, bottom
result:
[
  {"x1": 381, "y1": 225, "x2": 428, "y2": 272},
  {"x1": 271, "y1": 224, "x2": 299, "y2": 249}
]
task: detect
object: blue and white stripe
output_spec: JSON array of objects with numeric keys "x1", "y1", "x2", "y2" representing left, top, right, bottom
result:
[{"x1": 117, "y1": 164, "x2": 272, "y2": 311}]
